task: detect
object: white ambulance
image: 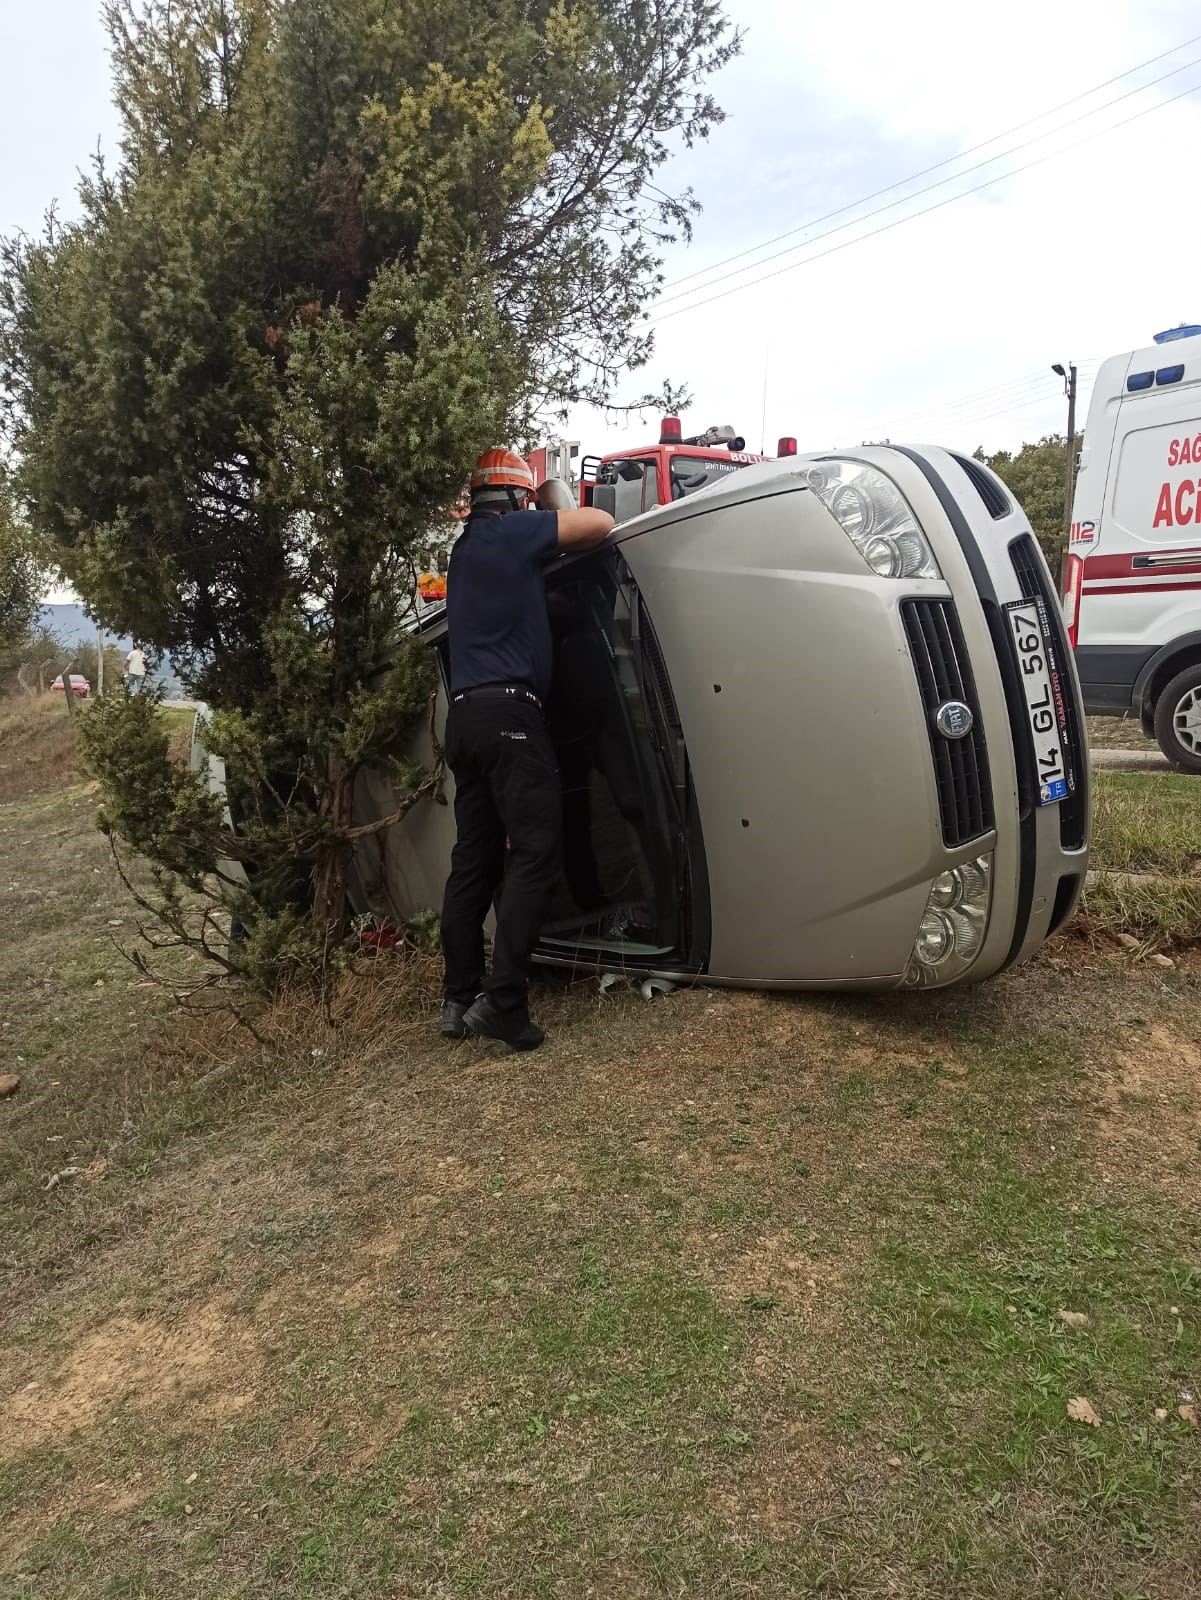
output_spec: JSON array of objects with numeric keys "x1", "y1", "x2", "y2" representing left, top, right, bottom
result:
[{"x1": 1065, "y1": 324, "x2": 1201, "y2": 770}]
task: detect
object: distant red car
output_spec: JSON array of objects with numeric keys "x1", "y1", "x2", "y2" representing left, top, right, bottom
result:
[{"x1": 50, "y1": 673, "x2": 90, "y2": 698}]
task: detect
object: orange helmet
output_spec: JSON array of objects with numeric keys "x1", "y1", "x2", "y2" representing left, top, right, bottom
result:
[{"x1": 470, "y1": 448, "x2": 534, "y2": 495}]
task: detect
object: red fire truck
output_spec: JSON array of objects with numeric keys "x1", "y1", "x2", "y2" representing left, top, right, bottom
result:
[
  {"x1": 530, "y1": 418, "x2": 797, "y2": 524},
  {"x1": 415, "y1": 422, "x2": 792, "y2": 603}
]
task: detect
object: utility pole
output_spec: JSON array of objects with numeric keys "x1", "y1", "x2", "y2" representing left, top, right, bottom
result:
[
  {"x1": 96, "y1": 625, "x2": 105, "y2": 696},
  {"x1": 1051, "y1": 361, "x2": 1078, "y2": 528},
  {"x1": 1051, "y1": 362, "x2": 1078, "y2": 586}
]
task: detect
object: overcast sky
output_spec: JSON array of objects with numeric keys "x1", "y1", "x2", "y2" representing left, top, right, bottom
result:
[{"x1": 4, "y1": 0, "x2": 1201, "y2": 482}]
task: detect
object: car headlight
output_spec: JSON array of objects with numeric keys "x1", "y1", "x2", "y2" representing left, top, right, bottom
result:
[
  {"x1": 904, "y1": 852, "x2": 992, "y2": 986},
  {"x1": 806, "y1": 459, "x2": 942, "y2": 581}
]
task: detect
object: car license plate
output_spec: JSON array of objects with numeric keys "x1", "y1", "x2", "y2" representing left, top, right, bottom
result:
[{"x1": 1005, "y1": 597, "x2": 1075, "y2": 805}]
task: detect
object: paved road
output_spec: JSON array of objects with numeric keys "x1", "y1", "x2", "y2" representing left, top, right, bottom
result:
[{"x1": 1089, "y1": 748, "x2": 1173, "y2": 773}]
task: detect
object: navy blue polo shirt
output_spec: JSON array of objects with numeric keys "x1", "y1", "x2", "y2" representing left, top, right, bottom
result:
[{"x1": 446, "y1": 509, "x2": 559, "y2": 701}]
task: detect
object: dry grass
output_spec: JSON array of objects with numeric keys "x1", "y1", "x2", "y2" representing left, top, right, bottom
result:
[
  {"x1": 1088, "y1": 713, "x2": 1159, "y2": 753},
  {"x1": 2, "y1": 719, "x2": 1200, "y2": 1598},
  {"x1": 0, "y1": 694, "x2": 194, "y2": 806},
  {"x1": 0, "y1": 694, "x2": 83, "y2": 802},
  {"x1": 3, "y1": 945, "x2": 1198, "y2": 1598},
  {"x1": 160, "y1": 704, "x2": 197, "y2": 768}
]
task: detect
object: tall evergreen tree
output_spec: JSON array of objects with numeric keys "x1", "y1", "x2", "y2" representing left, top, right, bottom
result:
[
  {"x1": 975, "y1": 434, "x2": 1080, "y2": 566},
  {"x1": 1, "y1": 0, "x2": 736, "y2": 978},
  {"x1": 0, "y1": 473, "x2": 42, "y2": 660}
]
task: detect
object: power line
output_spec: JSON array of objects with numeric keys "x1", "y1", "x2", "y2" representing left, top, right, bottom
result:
[
  {"x1": 907, "y1": 390, "x2": 1063, "y2": 437},
  {"x1": 917, "y1": 395, "x2": 1072, "y2": 439},
  {"x1": 875, "y1": 370, "x2": 1066, "y2": 428},
  {"x1": 661, "y1": 32, "x2": 1201, "y2": 296},
  {"x1": 649, "y1": 78, "x2": 1201, "y2": 325},
  {"x1": 885, "y1": 358, "x2": 1102, "y2": 422},
  {"x1": 874, "y1": 373, "x2": 1102, "y2": 442},
  {"x1": 891, "y1": 381, "x2": 1062, "y2": 432},
  {"x1": 868, "y1": 385, "x2": 1061, "y2": 441},
  {"x1": 870, "y1": 369, "x2": 1100, "y2": 439},
  {"x1": 870, "y1": 360, "x2": 1103, "y2": 435},
  {"x1": 653, "y1": 52, "x2": 1201, "y2": 313},
  {"x1": 861, "y1": 397, "x2": 1050, "y2": 445}
]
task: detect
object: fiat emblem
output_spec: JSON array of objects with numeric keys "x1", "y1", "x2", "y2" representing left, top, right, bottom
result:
[{"x1": 935, "y1": 700, "x2": 974, "y2": 739}]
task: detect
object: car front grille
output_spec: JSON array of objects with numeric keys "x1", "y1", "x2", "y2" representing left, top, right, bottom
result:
[
  {"x1": 902, "y1": 599, "x2": 994, "y2": 848},
  {"x1": 951, "y1": 453, "x2": 1011, "y2": 520},
  {"x1": 1008, "y1": 534, "x2": 1087, "y2": 850}
]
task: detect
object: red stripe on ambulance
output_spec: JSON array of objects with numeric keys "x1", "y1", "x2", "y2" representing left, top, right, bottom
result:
[
  {"x1": 1083, "y1": 550, "x2": 1201, "y2": 579},
  {"x1": 1082, "y1": 579, "x2": 1201, "y2": 596}
]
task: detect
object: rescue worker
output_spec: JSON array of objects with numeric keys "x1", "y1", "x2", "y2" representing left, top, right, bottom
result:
[{"x1": 440, "y1": 449, "x2": 614, "y2": 1050}]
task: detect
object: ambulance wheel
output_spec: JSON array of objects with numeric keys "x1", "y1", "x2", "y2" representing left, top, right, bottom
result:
[{"x1": 1152, "y1": 665, "x2": 1201, "y2": 774}]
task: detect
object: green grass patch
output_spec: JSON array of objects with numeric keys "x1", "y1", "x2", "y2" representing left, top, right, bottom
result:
[
  {"x1": 1090, "y1": 772, "x2": 1201, "y2": 878},
  {"x1": 0, "y1": 1447, "x2": 76, "y2": 1516},
  {"x1": 1083, "y1": 771, "x2": 1201, "y2": 943},
  {"x1": 1082, "y1": 872, "x2": 1201, "y2": 944},
  {"x1": 853, "y1": 1158, "x2": 1200, "y2": 1589}
]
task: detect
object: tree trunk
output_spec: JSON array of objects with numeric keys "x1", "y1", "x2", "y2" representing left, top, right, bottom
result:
[
  {"x1": 60, "y1": 658, "x2": 77, "y2": 718},
  {"x1": 311, "y1": 754, "x2": 355, "y2": 943}
]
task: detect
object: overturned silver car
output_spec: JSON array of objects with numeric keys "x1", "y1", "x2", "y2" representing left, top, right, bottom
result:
[{"x1": 300, "y1": 446, "x2": 1086, "y2": 992}]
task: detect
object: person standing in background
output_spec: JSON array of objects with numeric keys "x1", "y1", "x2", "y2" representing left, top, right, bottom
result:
[{"x1": 124, "y1": 644, "x2": 147, "y2": 690}]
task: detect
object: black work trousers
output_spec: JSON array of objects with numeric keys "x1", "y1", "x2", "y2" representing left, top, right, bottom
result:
[{"x1": 440, "y1": 690, "x2": 562, "y2": 1014}]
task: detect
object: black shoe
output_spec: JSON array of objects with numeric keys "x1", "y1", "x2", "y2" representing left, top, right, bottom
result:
[
  {"x1": 462, "y1": 996, "x2": 545, "y2": 1052},
  {"x1": 440, "y1": 1000, "x2": 470, "y2": 1040}
]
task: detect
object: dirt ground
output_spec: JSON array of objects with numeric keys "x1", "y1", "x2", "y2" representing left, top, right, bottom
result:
[{"x1": 2, "y1": 705, "x2": 1199, "y2": 1599}]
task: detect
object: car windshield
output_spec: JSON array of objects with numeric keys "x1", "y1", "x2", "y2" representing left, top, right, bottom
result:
[{"x1": 669, "y1": 457, "x2": 745, "y2": 499}]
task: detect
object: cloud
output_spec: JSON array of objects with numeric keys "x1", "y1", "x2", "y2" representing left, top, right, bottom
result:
[
  {"x1": 5, "y1": 1, "x2": 1199, "y2": 468},
  {"x1": 0, "y1": 3, "x2": 119, "y2": 240},
  {"x1": 564, "y1": 0, "x2": 1201, "y2": 460}
]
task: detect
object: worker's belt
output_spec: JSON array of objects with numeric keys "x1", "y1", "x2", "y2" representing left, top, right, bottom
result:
[{"x1": 452, "y1": 684, "x2": 542, "y2": 711}]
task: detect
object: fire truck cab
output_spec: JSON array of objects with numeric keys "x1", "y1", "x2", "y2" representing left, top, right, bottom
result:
[{"x1": 533, "y1": 418, "x2": 793, "y2": 526}]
